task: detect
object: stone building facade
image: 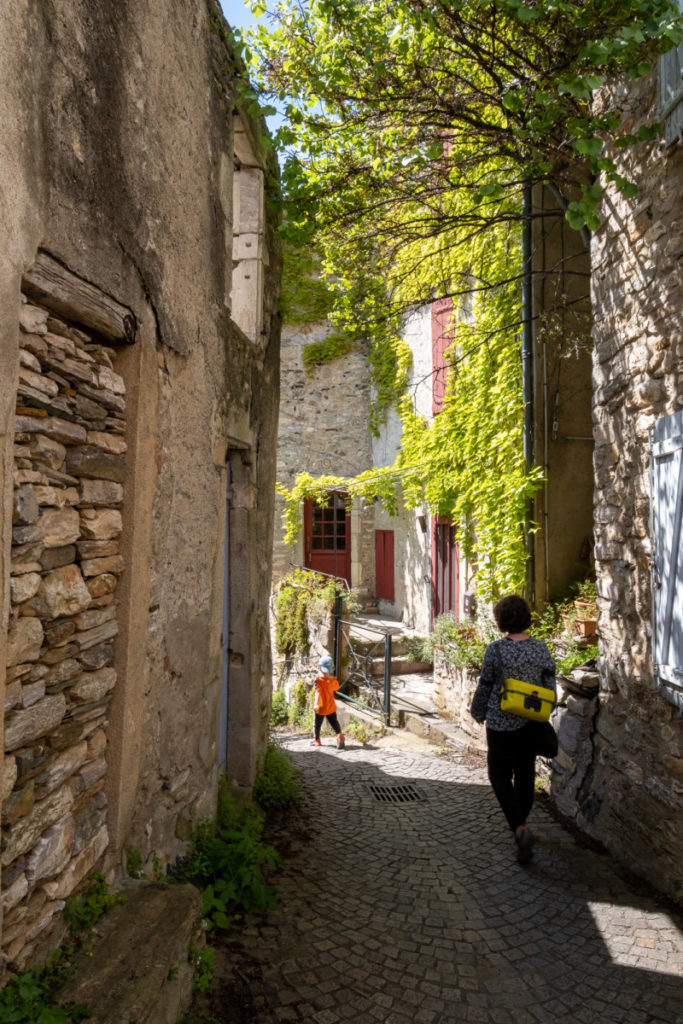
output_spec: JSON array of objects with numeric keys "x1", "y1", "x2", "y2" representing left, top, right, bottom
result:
[
  {"x1": 581, "y1": 64, "x2": 683, "y2": 897},
  {"x1": 274, "y1": 321, "x2": 375, "y2": 603},
  {"x1": 0, "y1": 0, "x2": 280, "y2": 971}
]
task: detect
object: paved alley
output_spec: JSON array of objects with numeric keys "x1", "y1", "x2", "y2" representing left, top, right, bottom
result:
[{"x1": 196, "y1": 735, "x2": 683, "y2": 1024}]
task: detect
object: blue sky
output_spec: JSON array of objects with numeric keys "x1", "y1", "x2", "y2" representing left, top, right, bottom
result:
[
  {"x1": 219, "y1": 0, "x2": 260, "y2": 32},
  {"x1": 219, "y1": 1, "x2": 286, "y2": 133}
]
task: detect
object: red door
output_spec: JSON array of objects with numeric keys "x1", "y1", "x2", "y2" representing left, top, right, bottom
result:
[
  {"x1": 304, "y1": 493, "x2": 351, "y2": 584},
  {"x1": 431, "y1": 517, "x2": 459, "y2": 622},
  {"x1": 375, "y1": 529, "x2": 395, "y2": 602}
]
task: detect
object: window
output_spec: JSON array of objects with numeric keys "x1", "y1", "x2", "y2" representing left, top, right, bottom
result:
[
  {"x1": 650, "y1": 410, "x2": 683, "y2": 709},
  {"x1": 659, "y1": 0, "x2": 683, "y2": 146}
]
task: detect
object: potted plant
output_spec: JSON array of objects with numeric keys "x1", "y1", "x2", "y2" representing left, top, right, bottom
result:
[{"x1": 572, "y1": 579, "x2": 597, "y2": 636}]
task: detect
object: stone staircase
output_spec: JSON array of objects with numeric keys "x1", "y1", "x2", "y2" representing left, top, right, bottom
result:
[{"x1": 344, "y1": 613, "x2": 437, "y2": 715}]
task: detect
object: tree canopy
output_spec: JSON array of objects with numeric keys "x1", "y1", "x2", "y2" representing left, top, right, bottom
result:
[
  {"x1": 245, "y1": 0, "x2": 681, "y2": 318},
  {"x1": 241, "y1": 0, "x2": 682, "y2": 597}
]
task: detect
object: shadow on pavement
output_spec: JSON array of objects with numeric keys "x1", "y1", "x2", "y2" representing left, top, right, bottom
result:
[{"x1": 191, "y1": 737, "x2": 683, "y2": 1024}]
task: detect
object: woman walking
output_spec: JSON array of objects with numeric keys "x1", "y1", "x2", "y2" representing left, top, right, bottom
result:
[{"x1": 470, "y1": 594, "x2": 556, "y2": 863}]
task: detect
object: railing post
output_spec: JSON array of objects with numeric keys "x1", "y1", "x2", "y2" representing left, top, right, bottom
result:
[
  {"x1": 334, "y1": 594, "x2": 344, "y2": 678},
  {"x1": 384, "y1": 633, "x2": 392, "y2": 725}
]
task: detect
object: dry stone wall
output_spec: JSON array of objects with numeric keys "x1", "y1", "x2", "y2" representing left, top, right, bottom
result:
[
  {"x1": 588, "y1": 71, "x2": 683, "y2": 896},
  {"x1": 3, "y1": 296, "x2": 125, "y2": 969}
]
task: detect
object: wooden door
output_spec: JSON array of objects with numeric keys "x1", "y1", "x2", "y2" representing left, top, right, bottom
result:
[
  {"x1": 375, "y1": 529, "x2": 395, "y2": 602},
  {"x1": 304, "y1": 492, "x2": 351, "y2": 584},
  {"x1": 431, "y1": 516, "x2": 459, "y2": 622}
]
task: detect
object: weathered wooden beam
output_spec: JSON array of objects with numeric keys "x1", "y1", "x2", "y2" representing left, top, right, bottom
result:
[{"x1": 22, "y1": 251, "x2": 136, "y2": 344}]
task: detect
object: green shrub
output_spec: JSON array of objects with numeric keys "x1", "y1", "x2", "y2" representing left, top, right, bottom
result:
[
  {"x1": 270, "y1": 688, "x2": 289, "y2": 727},
  {"x1": 171, "y1": 781, "x2": 281, "y2": 932},
  {"x1": 425, "y1": 614, "x2": 498, "y2": 670},
  {"x1": 191, "y1": 945, "x2": 215, "y2": 993},
  {"x1": 64, "y1": 872, "x2": 125, "y2": 935},
  {"x1": 253, "y1": 742, "x2": 302, "y2": 812},
  {"x1": 288, "y1": 678, "x2": 313, "y2": 728}
]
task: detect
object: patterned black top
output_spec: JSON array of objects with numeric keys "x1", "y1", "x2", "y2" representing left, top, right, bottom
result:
[{"x1": 470, "y1": 636, "x2": 556, "y2": 732}]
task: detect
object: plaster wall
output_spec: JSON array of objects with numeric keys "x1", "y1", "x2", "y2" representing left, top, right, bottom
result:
[
  {"x1": 0, "y1": 0, "x2": 280, "y2": 970},
  {"x1": 532, "y1": 189, "x2": 595, "y2": 604}
]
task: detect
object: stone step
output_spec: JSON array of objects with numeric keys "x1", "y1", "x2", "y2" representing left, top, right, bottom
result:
[
  {"x1": 369, "y1": 657, "x2": 432, "y2": 677},
  {"x1": 56, "y1": 882, "x2": 202, "y2": 1024}
]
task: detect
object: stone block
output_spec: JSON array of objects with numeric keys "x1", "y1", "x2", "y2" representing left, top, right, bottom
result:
[
  {"x1": 34, "y1": 484, "x2": 80, "y2": 507},
  {"x1": 42, "y1": 825, "x2": 108, "y2": 900},
  {"x1": 10, "y1": 572, "x2": 42, "y2": 604},
  {"x1": 20, "y1": 304, "x2": 49, "y2": 335},
  {"x1": 75, "y1": 618, "x2": 119, "y2": 650},
  {"x1": 85, "y1": 573, "x2": 118, "y2": 599},
  {"x1": 81, "y1": 555, "x2": 124, "y2": 577},
  {"x1": 2, "y1": 780, "x2": 35, "y2": 826},
  {"x1": 35, "y1": 742, "x2": 89, "y2": 798},
  {"x1": 1, "y1": 783, "x2": 74, "y2": 866},
  {"x1": 87, "y1": 730, "x2": 107, "y2": 759},
  {"x1": 70, "y1": 668, "x2": 116, "y2": 703},
  {"x1": 44, "y1": 619, "x2": 77, "y2": 648},
  {"x1": 73, "y1": 394, "x2": 108, "y2": 421},
  {"x1": 29, "y1": 433, "x2": 67, "y2": 469},
  {"x1": 7, "y1": 616, "x2": 44, "y2": 666},
  {"x1": 13, "y1": 484, "x2": 39, "y2": 526},
  {"x1": 42, "y1": 642, "x2": 80, "y2": 665},
  {"x1": 2, "y1": 873, "x2": 29, "y2": 913},
  {"x1": 78, "y1": 642, "x2": 114, "y2": 671},
  {"x1": 16, "y1": 746, "x2": 48, "y2": 782},
  {"x1": 79, "y1": 508, "x2": 122, "y2": 540},
  {"x1": 14, "y1": 415, "x2": 87, "y2": 445},
  {"x1": 22, "y1": 680, "x2": 47, "y2": 708},
  {"x1": 12, "y1": 521, "x2": 43, "y2": 545},
  {"x1": 86, "y1": 430, "x2": 127, "y2": 455},
  {"x1": 96, "y1": 366, "x2": 125, "y2": 395},
  {"x1": 4, "y1": 694, "x2": 68, "y2": 752},
  {"x1": 65, "y1": 445, "x2": 126, "y2": 482},
  {"x1": 40, "y1": 507, "x2": 80, "y2": 548},
  {"x1": 2, "y1": 755, "x2": 18, "y2": 801},
  {"x1": 26, "y1": 814, "x2": 76, "y2": 885},
  {"x1": 30, "y1": 564, "x2": 92, "y2": 619},
  {"x1": 73, "y1": 607, "x2": 116, "y2": 632},
  {"x1": 79, "y1": 479, "x2": 124, "y2": 507},
  {"x1": 77, "y1": 539, "x2": 119, "y2": 558},
  {"x1": 78, "y1": 384, "x2": 125, "y2": 414},
  {"x1": 40, "y1": 545, "x2": 77, "y2": 570},
  {"x1": 5, "y1": 679, "x2": 22, "y2": 712},
  {"x1": 78, "y1": 757, "x2": 107, "y2": 790}
]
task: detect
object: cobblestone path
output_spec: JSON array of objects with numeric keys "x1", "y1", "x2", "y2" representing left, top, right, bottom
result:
[{"x1": 194, "y1": 736, "x2": 683, "y2": 1024}]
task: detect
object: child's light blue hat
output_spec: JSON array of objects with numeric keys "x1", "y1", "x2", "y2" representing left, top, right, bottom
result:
[{"x1": 319, "y1": 655, "x2": 334, "y2": 673}]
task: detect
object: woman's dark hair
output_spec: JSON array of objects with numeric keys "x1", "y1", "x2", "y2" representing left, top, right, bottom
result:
[{"x1": 493, "y1": 594, "x2": 532, "y2": 634}]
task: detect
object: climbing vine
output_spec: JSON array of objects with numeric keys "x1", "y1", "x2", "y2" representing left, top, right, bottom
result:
[
  {"x1": 278, "y1": 202, "x2": 550, "y2": 599},
  {"x1": 273, "y1": 568, "x2": 354, "y2": 658}
]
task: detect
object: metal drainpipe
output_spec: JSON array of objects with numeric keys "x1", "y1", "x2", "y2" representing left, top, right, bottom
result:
[{"x1": 522, "y1": 179, "x2": 535, "y2": 605}]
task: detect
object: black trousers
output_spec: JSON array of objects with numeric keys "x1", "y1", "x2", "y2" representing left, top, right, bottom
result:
[
  {"x1": 314, "y1": 712, "x2": 342, "y2": 739},
  {"x1": 486, "y1": 723, "x2": 537, "y2": 832}
]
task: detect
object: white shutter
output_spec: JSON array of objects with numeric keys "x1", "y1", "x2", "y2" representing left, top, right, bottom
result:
[
  {"x1": 659, "y1": 0, "x2": 683, "y2": 145},
  {"x1": 650, "y1": 411, "x2": 683, "y2": 709}
]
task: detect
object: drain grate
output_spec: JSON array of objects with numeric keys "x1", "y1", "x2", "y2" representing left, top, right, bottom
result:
[{"x1": 366, "y1": 782, "x2": 425, "y2": 804}]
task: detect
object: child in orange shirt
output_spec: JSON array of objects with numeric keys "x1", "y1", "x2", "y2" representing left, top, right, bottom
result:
[{"x1": 310, "y1": 654, "x2": 345, "y2": 750}]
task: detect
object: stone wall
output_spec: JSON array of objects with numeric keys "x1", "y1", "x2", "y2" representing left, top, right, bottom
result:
[
  {"x1": 587, "y1": 70, "x2": 683, "y2": 896},
  {"x1": 1, "y1": 0, "x2": 280, "y2": 971},
  {"x1": 3, "y1": 299, "x2": 124, "y2": 969}
]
